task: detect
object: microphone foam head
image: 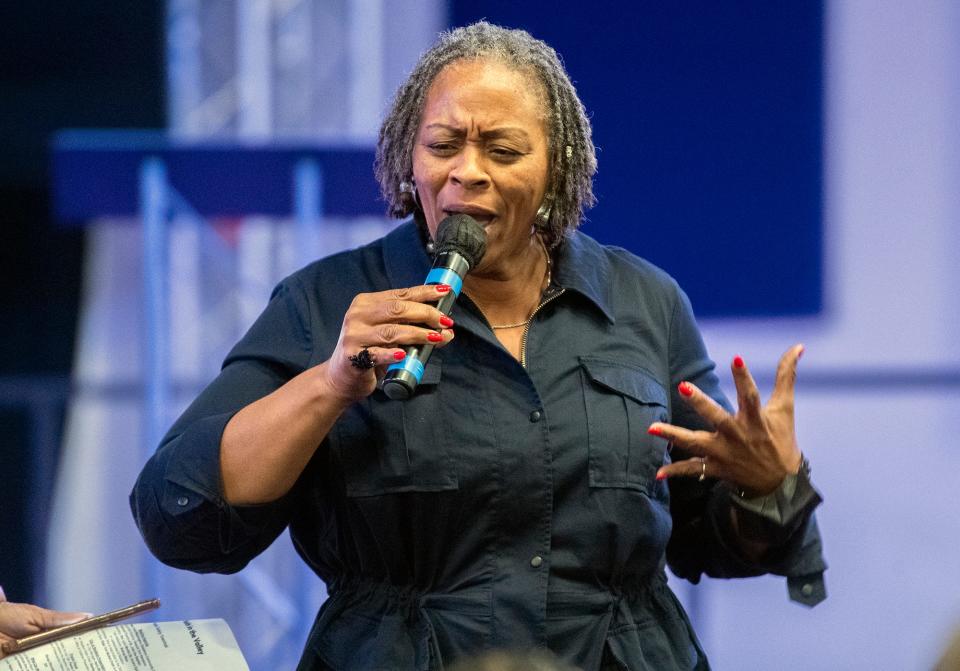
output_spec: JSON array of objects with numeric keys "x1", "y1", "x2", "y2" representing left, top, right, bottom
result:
[{"x1": 434, "y1": 214, "x2": 487, "y2": 269}]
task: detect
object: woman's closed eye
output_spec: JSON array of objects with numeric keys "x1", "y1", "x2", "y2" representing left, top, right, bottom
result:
[
  {"x1": 426, "y1": 141, "x2": 460, "y2": 155},
  {"x1": 488, "y1": 145, "x2": 524, "y2": 161}
]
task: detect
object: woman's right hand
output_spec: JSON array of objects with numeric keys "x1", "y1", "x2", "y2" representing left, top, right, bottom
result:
[
  {"x1": 220, "y1": 282, "x2": 456, "y2": 505},
  {"x1": 323, "y1": 283, "x2": 456, "y2": 404}
]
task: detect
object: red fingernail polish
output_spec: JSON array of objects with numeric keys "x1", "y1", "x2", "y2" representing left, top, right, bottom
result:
[
  {"x1": 648, "y1": 426, "x2": 662, "y2": 436},
  {"x1": 678, "y1": 382, "x2": 694, "y2": 397},
  {"x1": 428, "y1": 332, "x2": 443, "y2": 342},
  {"x1": 436, "y1": 284, "x2": 451, "y2": 293},
  {"x1": 733, "y1": 355, "x2": 744, "y2": 369},
  {"x1": 393, "y1": 351, "x2": 405, "y2": 361},
  {"x1": 439, "y1": 315, "x2": 454, "y2": 327},
  {"x1": 656, "y1": 471, "x2": 668, "y2": 481}
]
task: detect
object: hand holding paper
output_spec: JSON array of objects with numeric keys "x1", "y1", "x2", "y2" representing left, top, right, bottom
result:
[
  {"x1": 0, "y1": 586, "x2": 91, "y2": 658},
  {"x1": 0, "y1": 618, "x2": 249, "y2": 671}
]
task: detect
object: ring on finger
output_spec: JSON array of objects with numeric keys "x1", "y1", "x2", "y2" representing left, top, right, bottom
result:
[
  {"x1": 698, "y1": 457, "x2": 707, "y2": 482},
  {"x1": 349, "y1": 347, "x2": 376, "y2": 370}
]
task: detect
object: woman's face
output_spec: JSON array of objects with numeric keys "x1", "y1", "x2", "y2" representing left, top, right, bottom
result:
[{"x1": 412, "y1": 59, "x2": 550, "y2": 275}]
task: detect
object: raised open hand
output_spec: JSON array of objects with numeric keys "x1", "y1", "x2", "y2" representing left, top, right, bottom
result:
[{"x1": 649, "y1": 344, "x2": 805, "y2": 497}]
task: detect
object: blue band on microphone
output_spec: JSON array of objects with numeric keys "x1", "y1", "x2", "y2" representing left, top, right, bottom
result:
[
  {"x1": 425, "y1": 267, "x2": 462, "y2": 296},
  {"x1": 386, "y1": 356, "x2": 425, "y2": 382}
]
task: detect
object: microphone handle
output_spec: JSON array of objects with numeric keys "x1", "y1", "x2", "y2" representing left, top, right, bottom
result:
[
  {"x1": 434, "y1": 289, "x2": 458, "y2": 316},
  {"x1": 381, "y1": 252, "x2": 468, "y2": 400}
]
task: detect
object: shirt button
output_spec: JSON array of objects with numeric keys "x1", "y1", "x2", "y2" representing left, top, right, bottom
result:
[
  {"x1": 800, "y1": 583, "x2": 813, "y2": 597},
  {"x1": 176, "y1": 496, "x2": 189, "y2": 507},
  {"x1": 529, "y1": 410, "x2": 542, "y2": 422},
  {"x1": 530, "y1": 555, "x2": 543, "y2": 568}
]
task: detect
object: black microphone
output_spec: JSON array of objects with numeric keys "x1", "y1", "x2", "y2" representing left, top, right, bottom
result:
[{"x1": 382, "y1": 214, "x2": 487, "y2": 400}]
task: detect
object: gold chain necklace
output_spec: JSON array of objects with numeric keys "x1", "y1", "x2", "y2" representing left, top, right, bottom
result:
[{"x1": 489, "y1": 238, "x2": 552, "y2": 330}]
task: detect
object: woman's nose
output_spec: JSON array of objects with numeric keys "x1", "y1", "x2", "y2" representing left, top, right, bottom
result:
[{"x1": 449, "y1": 146, "x2": 490, "y2": 189}]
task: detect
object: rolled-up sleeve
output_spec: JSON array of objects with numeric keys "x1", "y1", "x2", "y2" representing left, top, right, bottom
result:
[
  {"x1": 663, "y1": 285, "x2": 827, "y2": 605},
  {"x1": 130, "y1": 278, "x2": 315, "y2": 574}
]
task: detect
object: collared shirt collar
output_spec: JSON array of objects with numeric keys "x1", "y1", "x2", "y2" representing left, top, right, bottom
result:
[
  {"x1": 552, "y1": 231, "x2": 616, "y2": 324},
  {"x1": 382, "y1": 220, "x2": 433, "y2": 290}
]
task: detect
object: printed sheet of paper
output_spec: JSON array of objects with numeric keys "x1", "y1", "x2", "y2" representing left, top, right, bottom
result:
[{"x1": 1, "y1": 618, "x2": 249, "y2": 671}]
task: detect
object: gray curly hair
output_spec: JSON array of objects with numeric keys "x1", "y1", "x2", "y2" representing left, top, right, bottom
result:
[{"x1": 374, "y1": 21, "x2": 597, "y2": 249}]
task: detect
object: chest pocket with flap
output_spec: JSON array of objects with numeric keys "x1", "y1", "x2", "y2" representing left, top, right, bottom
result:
[
  {"x1": 579, "y1": 356, "x2": 670, "y2": 495},
  {"x1": 334, "y1": 361, "x2": 457, "y2": 497}
]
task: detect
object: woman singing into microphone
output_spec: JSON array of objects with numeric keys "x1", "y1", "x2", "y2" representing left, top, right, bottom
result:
[{"x1": 131, "y1": 21, "x2": 826, "y2": 671}]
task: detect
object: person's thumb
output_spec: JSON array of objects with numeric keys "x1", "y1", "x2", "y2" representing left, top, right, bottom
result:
[{"x1": 37, "y1": 608, "x2": 92, "y2": 629}]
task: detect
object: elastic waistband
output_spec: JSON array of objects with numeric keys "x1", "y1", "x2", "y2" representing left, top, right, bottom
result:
[
  {"x1": 327, "y1": 576, "x2": 490, "y2": 616},
  {"x1": 328, "y1": 572, "x2": 667, "y2": 613}
]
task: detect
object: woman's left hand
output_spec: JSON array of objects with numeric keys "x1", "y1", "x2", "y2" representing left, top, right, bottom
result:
[{"x1": 648, "y1": 344, "x2": 805, "y2": 497}]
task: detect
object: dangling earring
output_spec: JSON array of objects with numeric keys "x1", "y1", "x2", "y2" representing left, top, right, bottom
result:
[
  {"x1": 402, "y1": 179, "x2": 425, "y2": 214},
  {"x1": 406, "y1": 181, "x2": 435, "y2": 254},
  {"x1": 536, "y1": 202, "x2": 552, "y2": 230},
  {"x1": 425, "y1": 219, "x2": 436, "y2": 253}
]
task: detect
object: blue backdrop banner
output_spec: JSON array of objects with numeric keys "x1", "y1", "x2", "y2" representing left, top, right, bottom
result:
[{"x1": 450, "y1": 2, "x2": 824, "y2": 317}]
